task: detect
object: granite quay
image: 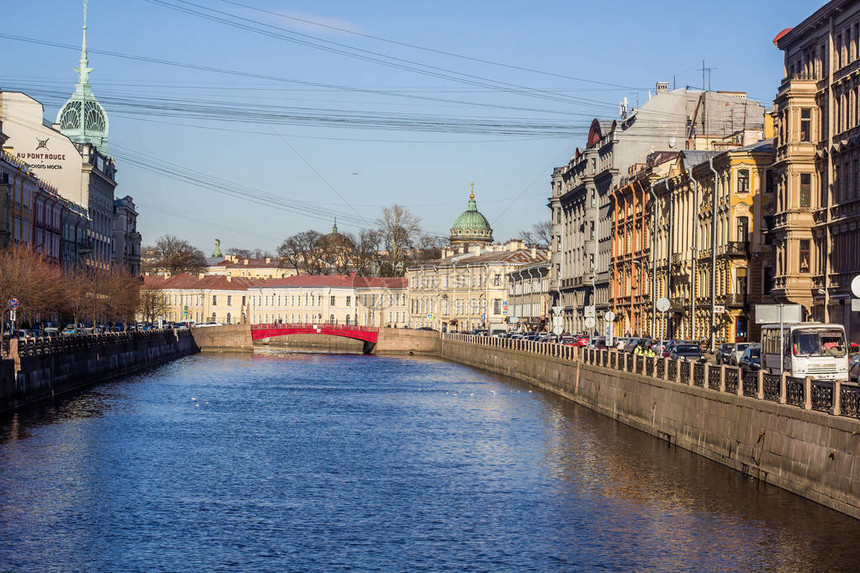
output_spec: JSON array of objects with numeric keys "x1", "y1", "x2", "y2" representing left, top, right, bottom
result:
[{"x1": 0, "y1": 328, "x2": 198, "y2": 412}]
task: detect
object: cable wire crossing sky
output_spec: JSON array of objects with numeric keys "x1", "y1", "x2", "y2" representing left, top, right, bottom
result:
[{"x1": 0, "y1": 0, "x2": 822, "y2": 252}]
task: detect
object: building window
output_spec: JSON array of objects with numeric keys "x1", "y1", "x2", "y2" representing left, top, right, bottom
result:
[
  {"x1": 799, "y1": 239, "x2": 811, "y2": 273},
  {"x1": 227, "y1": 295, "x2": 232, "y2": 306},
  {"x1": 493, "y1": 274, "x2": 502, "y2": 286},
  {"x1": 800, "y1": 108, "x2": 812, "y2": 142},
  {"x1": 763, "y1": 267, "x2": 774, "y2": 295},
  {"x1": 737, "y1": 169, "x2": 749, "y2": 194},
  {"x1": 212, "y1": 295, "x2": 217, "y2": 306},
  {"x1": 226, "y1": 313, "x2": 232, "y2": 325},
  {"x1": 736, "y1": 216, "x2": 749, "y2": 243},
  {"x1": 493, "y1": 299, "x2": 502, "y2": 314},
  {"x1": 346, "y1": 296, "x2": 351, "y2": 306},
  {"x1": 799, "y1": 173, "x2": 812, "y2": 207},
  {"x1": 330, "y1": 295, "x2": 336, "y2": 306}
]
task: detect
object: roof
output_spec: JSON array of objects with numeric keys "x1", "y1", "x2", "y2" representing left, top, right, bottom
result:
[
  {"x1": 413, "y1": 247, "x2": 549, "y2": 268},
  {"x1": 258, "y1": 274, "x2": 406, "y2": 290},
  {"x1": 212, "y1": 257, "x2": 283, "y2": 268},
  {"x1": 143, "y1": 274, "x2": 255, "y2": 291}
]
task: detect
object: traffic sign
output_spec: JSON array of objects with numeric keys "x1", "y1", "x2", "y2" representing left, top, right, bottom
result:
[
  {"x1": 8, "y1": 298, "x2": 18, "y2": 310},
  {"x1": 553, "y1": 325, "x2": 563, "y2": 336},
  {"x1": 584, "y1": 316, "x2": 595, "y2": 328},
  {"x1": 604, "y1": 310, "x2": 616, "y2": 322},
  {"x1": 852, "y1": 275, "x2": 860, "y2": 298},
  {"x1": 656, "y1": 297, "x2": 670, "y2": 313}
]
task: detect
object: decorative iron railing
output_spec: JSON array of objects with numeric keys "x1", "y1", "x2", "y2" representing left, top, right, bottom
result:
[
  {"x1": 786, "y1": 376, "x2": 805, "y2": 407},
  {"x1": 742, "y1": 372, "x2": 758, "y2": 397},
  {"x1": 763, "y1": 374, "x2": 781, "y2": 402},
  {"x1": 708, "y1": 366, "x2": 721, "y2": 391},
  {"x1": 724, "y1": 368, "x2": 739, "y2": 394}
]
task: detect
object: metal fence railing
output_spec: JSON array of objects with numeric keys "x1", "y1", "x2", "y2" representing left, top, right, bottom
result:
[{"x1": 442, "y1": 332, "x2": 860, "y2": 420}]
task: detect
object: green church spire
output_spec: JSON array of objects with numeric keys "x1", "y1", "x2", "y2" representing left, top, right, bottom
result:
[{"x1": 57, "y1": 0, "x2": 110, "y2": 152}]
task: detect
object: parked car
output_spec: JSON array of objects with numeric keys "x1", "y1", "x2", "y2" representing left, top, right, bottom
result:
[
  {"x1": 728, "y1": 343, "x2": 758, "y2": 366},
  {"x1": 850, "y1": 352, "x2": 859, "y2": 382},
  {"x1": 669, "y1": 343, "x2": 704, "y2": 362},
  {"x1": 715, "y1": 343, "x2": 734, "y2": 365},
  {"x1": 194, "y1": 322, "x2": 225, "y2": 328},
  {"x1": 738, "y1": 346, "x2": 762, "y2": 374}
]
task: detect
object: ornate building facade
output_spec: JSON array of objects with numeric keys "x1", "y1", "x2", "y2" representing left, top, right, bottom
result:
[
  {"x1": 773, "y1": 0, "x2": 860, "y2": 343},
  {"x1": 550, "y1": 83, "x2": 767, "y2": 336}
]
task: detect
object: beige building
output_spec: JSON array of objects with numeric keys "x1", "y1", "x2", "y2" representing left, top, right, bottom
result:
[
  {"x1": 248, "y1": 275, "x2": 407, "y2": 328},
  {"x1": 406, "y1": 241, "x2": 549, "y2": 333},
  {"x1": 207, "y1": 254, "x2": 298, "y2": 279},
  {"x1": 773, "y1": 1, "x2": 860, "y2": 343},
  {"x1": 506, "y1": 262, "x2": 552, "y2": 332},
  {"x1": 143, "y1": 274, "x2": 253, "y2": 325},
  {"x1": 609, "y1": 138, "x2": 776, "y2": 347}
]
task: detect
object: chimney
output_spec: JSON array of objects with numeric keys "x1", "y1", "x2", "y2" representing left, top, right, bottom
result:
[
  {"x1": 226, "y1": 275, "x2": 232, "y2": 282},
  {"x1": 265, "y1": 257, "x2": 271, "y2": 264},
  {"x1": 656, "y1": 81, "x2": 669, "y2": 95},
  {"x1": 198, "y1": 273, "x2": 205, "y2": 279},
  {"x1": 244, "y1": 259, "x2": 249, "y2": 266},
  {"x1": 531, "y1": 247, "x2": 537, "y2": 258}
]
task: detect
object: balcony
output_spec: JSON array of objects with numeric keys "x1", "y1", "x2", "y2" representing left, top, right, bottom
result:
[
  {"x1": 719, "y1": 293, "x2": 747, "y2": 307},
  {"x1": 720, "y1": 241, "x2": 749, "y2": 258}
]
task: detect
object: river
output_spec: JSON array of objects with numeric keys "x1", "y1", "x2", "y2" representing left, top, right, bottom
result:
[{"x1": 0, "y1": 353, "x2": 857, "y2": 572}]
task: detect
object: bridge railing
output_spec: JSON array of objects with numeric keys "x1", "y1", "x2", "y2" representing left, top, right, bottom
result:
[
  {"x1": 441, "y1": 332, "x2": 859, "y2": 421},
  {"x1": 252, "y1": 323, "x2": 379, "y2": 334}
]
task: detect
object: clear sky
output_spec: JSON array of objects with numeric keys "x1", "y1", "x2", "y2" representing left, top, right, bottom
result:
[{"x1": 1, "y1": 0, "x2": 825, "y2": 255}]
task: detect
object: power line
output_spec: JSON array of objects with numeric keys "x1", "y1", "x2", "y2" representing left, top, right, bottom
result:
[{"x1": 215, "y1": 0, "x2": 644, "y2": 92}]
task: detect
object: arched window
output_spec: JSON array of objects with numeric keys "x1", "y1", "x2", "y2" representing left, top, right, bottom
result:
[
  {"x1": 226, "y1": 313, "x2": 232, "y2": 325},
  {"x1": 330, "y1": 314, "x2": 336, "y2": 324},
  {"x1": 211, "y1": 312, "x2": 217, "y2": 323},
  {"x1": 346, "y1": 314, "x2": 351, "y2": 325}
]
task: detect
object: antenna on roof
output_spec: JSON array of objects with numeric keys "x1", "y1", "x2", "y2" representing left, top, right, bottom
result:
[{"x1": 619, "y1": 97, "x2": 629, "y2": 119}]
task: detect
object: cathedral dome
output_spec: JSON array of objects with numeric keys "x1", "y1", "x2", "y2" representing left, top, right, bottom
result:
[{"x1": 450, "y1": 185, "x2": 493, "y2": 245}]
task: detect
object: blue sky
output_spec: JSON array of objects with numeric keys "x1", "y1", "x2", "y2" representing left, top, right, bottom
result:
[{"x1": 1, "y1": 0, "x2": 824, "y2": 254}]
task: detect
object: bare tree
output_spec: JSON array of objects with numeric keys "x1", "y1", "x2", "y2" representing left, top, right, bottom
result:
[
  {"x1": 142, "y1": 235, "x2": 207, "y2": 275},
  {"x1": 227, "y1": 248, "x2": 273, "y2": 259},
  {"x1": 346, "y1": 229, "x2": 381, "y2": 277},
  {"x1": 519, "y1": 221, "x2": 552, "y2": 246},
  {"x1": 413, "y1": 235, "x2": 447, "y2": 262},
  {"x1": 0, "y1": 245, "x2": 64, "y2": 337},
  {"x1": 376, "y1": 204, "x2": 422, "y2": 276},
  {"x1": 138, "y1": 288, "x2": 170, "y2": 324},
  {"x1": 278, "y1": 230, "x2": 324, "y2": 275}
]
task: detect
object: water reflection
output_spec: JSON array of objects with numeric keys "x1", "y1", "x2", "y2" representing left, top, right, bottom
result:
[{"x1": 0, "y1": 353, "x2": 856, "y2": 572}]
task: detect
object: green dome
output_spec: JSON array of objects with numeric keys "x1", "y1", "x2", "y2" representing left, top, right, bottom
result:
[{"x1": 450, "y1": 191, "x2": 493, "y2": 245}]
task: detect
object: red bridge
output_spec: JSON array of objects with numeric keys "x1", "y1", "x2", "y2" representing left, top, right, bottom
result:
[{"x1": 251, "y1": 323, "x2": 379, "y2": 344}]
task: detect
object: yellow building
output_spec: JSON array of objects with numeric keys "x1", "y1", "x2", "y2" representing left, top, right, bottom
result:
[
  {"x1": 247, "y1": 275, "x2": 407, "y2": 327},
  {"x1": 406, "y1": 241, "x2": 549, "y2": 333},
  {"x1": 206, "y1": 254, "x2": 299, "y2": 279},
  {"x1": 143, "y1": 274, "x2": 252, "y2": 324}
]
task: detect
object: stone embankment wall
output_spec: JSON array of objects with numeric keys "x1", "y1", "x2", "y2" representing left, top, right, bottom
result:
[
  {"x1": 440, "y1": 335, "x2": 860, "y2": 520},
  {"x1": 191, "y1": 324, "x2": 253, "y2": 352},
  {"x1": 0, "y1": 329, "x2": 199, "y2": 412}
]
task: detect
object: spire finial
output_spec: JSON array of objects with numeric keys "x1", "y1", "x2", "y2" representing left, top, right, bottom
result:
[
  {"x1": 470, "y1": 182, "x2": 475, "y2": 200},
  {"x1": 77, "y1": 0, "x2": 93, "y2": 86},
  {"x1": 332, "y1": 218, "x2": 338, "y2": 234}
]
